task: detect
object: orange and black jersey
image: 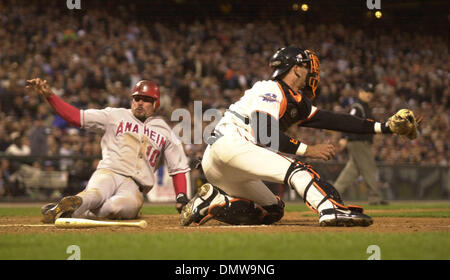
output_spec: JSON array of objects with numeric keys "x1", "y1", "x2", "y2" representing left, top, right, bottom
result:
[
  {"x1": 277, "y1": 80, "x2": 317, "y2": 131},
  {"x1": 252, "y1": 80, "x2": 391, "y2": 155}
]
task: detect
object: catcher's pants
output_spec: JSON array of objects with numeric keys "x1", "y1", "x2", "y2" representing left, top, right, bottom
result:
[
  {"x1": 201, "y1": 132, "x2": 334, "y2": 211},
  {"x1": 72, "y1": 169, "x2": 144, "y2": 219},
  {"x1": 334, "y1": 141, "x2": 382, "y2": 203}
]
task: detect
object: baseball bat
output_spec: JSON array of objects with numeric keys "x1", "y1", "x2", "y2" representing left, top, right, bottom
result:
[{"x1": 55, "y1": 218, "x2": 148, "y2": 229}]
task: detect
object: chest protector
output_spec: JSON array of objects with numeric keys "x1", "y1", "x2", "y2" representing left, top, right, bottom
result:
[{"x1": 277, "y1": 81, "x2": 314, "y2": 132}]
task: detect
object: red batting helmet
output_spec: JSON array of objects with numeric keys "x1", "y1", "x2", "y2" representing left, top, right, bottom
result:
[{"x1": 131, "y1": 80, "x2": 160, "y2": 109}]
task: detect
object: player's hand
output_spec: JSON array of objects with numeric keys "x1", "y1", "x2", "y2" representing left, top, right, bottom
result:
[
  {"x1": 176, "y1": 193, "x2": 189, "y2": 213},
  {"x1": 25, "y1": 78, "x2": 53, "y2": 98},
  {"x1": 304, "y1": 143, "x2": 336, "y2": 161}
]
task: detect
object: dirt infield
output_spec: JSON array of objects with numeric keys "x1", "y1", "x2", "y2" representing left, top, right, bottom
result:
[{"x1": 0, "y1": 211, "x2": 448, "y2": 234}]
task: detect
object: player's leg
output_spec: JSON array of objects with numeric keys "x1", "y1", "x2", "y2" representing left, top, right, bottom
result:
[
  {"x1": 333, "y1": 154, "x2": 359, "y2": 194},
  {"x1": 70, "y1": 169, "x2": 120, "y2": 218},
  {"x1": 348, "y1": 142, "x2": 382, "y2": 204},
  {"x1": 92, "y1": 177, "x2": 144, "y2": 219},
  {"x1": 284, "y1": 160, "x2": 372, "y2": 226},
  {"x1": 182, "y1": 134, "x2": 372, "y2": 226},
  {"x1": 181, "y1": 140, "x2": 284, "y2": 226},
  {"x1": 181, "y1": 180, "x2": 284, "y2": 226},
  {"x1": 41, "y1": 169, "x2": 118, "y2": 223},
  {"x1": 210, "y1": 180, "x2": 285, "y2": 225}
]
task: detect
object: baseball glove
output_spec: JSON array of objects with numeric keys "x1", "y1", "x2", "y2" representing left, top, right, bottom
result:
[{"x1": 388, "y1": 109, "x2": 421, "y2": 140}]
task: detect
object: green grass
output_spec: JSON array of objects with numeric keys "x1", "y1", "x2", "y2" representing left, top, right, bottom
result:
[
  {"x1": 0, "y1": 201, "x2": 448, "y2": 260},
  {"x1": 0, "y1": 207, "x2": 41, "y2": 217},
  {"x1": 1, "y1": 232, "x2": 448, "y2": 260}
]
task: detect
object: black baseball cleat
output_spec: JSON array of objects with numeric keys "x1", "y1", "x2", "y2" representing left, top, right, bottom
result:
[
  {"x1": 319, "y1": 207, "x2": 373, "y2": 227},
  {"x1": 180, "y1": 183, "x2": 219, "y2": 226},
  {"x1": 41, "y1": 196, "x2": 83, "y2": 224}
]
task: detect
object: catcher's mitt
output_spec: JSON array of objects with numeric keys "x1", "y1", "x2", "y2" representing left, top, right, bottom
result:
[{"x1": 388, "y1": 109, "x2": 421, "y2": 140}]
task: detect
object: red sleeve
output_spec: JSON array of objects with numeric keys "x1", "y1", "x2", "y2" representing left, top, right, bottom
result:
[
  {"x1": 47, "y1": 94, "x2": 81, "y2": 127},
  {"x1": 172, "y1": 172, "x2": 187, "y2": 195}
]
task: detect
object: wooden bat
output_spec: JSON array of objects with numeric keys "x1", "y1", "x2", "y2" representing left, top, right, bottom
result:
[{"x1": 55, "y1": 218, "x2": 148, "y2": 229}]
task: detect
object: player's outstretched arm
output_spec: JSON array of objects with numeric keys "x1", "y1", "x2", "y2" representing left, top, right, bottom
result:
[
  {"x1": 300, "y1": 109, "x2": 386, "y2": 134},
  {"x1": 301, "y1": 109, "x2": 420, "y2": 140},
  {"x1": 26, "y1": 78, "x2": 81, "y2": 127}
]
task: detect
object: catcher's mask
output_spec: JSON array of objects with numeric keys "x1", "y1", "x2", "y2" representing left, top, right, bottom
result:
[
  {"x1": 269, "y1": 46, "x2": 320, "y2": 99},
  {"x1": 131, "y1": 80, "x2": 160, "y2": 109}
]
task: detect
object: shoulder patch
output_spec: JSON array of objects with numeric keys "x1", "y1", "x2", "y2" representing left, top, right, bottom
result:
[{"x1": 261, "y1": 93, "x2": 278, "y2": 103}]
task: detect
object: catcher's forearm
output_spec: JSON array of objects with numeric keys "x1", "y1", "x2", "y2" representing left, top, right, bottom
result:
[
  {"x1": 47, "y1": 95, "x2": 81, "y2": 127},
  {"x1": 300, "y1": 109, "x2": 392, "y2": 134}
]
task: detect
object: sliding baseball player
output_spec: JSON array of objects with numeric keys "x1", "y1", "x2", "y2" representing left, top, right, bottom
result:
[{"x1": 26, "y1": 79, "x2": 190, "y2": 223}]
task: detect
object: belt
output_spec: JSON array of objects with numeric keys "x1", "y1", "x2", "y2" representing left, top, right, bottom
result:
[
  {"x1": 205, "y1": 130, "x2": 224, "y2": 145},
  {"x1": 227, "y1": 110, "x2": 250, "y2": 125},
  {"x1": 206, "y1": 111, "x2": 249, "y2": 145}
]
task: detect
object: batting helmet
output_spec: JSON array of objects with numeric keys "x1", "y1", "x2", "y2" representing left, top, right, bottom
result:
[
  {"x1": 131, "y1": 80, "x2": 160, "y2": 109},
  {"x1": 269, "y1": 46, "x2": 320, "y2": 99}
]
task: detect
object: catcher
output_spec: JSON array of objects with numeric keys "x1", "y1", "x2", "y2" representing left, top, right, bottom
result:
[{"x1": 180, "y1": 46, "x2": 420, "y2": 227}]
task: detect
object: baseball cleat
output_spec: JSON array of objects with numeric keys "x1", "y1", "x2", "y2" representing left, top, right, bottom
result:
[
  {"x1": 41, "y1": 196, "x2": 83, "y2": 224},
  {"x1": 319, "y1": 207, "x2": 373, "y2": 227},
  {"x1": 41, "y1": 203, "x2": 57, "y2": 215},
  {"x1": 180, "y1": 183, "x2": 218, "y2": 226}
]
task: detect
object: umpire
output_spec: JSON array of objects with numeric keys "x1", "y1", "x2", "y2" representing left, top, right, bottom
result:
[{"x1": 334, "y1": 83, "x2": 388, "y2": 205}]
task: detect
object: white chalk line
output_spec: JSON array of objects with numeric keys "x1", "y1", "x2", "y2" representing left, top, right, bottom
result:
[
  {"x1": 164, "y1": 225, "x2": 271, "y2": 230},
  {"x1": 0, "y1": 224, "x2": 54, "y2": 227}
]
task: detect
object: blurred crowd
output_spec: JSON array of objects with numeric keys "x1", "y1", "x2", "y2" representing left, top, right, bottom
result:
[{"x1": 0, "y1": 4, "x2": 448, "y2": 198}]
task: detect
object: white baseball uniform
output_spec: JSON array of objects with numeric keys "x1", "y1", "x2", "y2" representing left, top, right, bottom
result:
[
  {"x1": 202, "y1": 80, "x2": 303, "y2": 207},
  {"x1": 72, "y1": 107, "x2": 190, "y2": 219},
  {"x1": 202, "y1": 79, "x2": 376, "y2": 213}
]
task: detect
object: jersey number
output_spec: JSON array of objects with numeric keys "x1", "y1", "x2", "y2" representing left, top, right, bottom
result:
[{"x1": 146, "y1": 146, "x2": 160, "y2": 167}]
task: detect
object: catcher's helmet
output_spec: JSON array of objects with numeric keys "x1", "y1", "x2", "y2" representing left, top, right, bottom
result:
[
  {"x1": 269, "y1": 46, "x2": 320, "y2": 99},
  {"x1": 131, "y1": 80, "x2": 160, "y2": 109}
]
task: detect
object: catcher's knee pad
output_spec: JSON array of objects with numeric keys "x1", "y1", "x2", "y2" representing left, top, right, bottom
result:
[
  {"x1": 209, "y1": 198, "x2": 264, "y2": 225},
  {"x1": 260, "y1": 196, "x2": 285, "y2": 224},
  {"x1": 208, "y1": 195, "x2": 284, "y2": 225}
]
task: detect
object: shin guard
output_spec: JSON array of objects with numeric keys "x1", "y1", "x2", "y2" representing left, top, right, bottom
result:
[{"x1": 285, "y1": 161, "x2": 365, "y2": 214}]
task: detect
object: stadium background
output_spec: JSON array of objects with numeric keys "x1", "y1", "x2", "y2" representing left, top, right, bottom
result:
[{"x1": 0, "y1": 0, "x2": 448, "y2": 203}]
